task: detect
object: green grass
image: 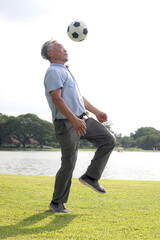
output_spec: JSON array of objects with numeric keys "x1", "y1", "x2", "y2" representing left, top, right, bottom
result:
[{"x1": 0, "y1": 175, "x2": 160, "y2": 239}]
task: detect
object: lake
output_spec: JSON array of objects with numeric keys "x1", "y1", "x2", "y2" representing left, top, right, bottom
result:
[{"x1": 0, "y1": 150, "x2": 160, "y2": 181}]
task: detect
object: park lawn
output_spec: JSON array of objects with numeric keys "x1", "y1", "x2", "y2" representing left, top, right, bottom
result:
[{"x1": 0, "y1": 174, "x2": 160, "y2": 240}]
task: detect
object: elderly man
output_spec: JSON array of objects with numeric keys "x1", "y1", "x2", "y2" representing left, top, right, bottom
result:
[{"x1": 41, "y1": 40, "x2": 115, "y2": 213}]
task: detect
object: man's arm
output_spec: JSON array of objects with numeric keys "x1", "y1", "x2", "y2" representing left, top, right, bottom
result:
[
  {"x1": 83, "y1": 97, "x2": 108, "y2": 123},
  {"x1": 50, "y1": 89, "x2": 86, "y2": 136}
]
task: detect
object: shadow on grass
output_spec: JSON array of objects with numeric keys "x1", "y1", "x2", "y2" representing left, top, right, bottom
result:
[{"x1": 0, "y1": 210, "x2": 80, "y2": 239}]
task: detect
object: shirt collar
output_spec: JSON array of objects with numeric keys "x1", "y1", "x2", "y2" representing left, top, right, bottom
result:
[{"x1": 50, "y1": 63, "x2": 69, "y2": 68}]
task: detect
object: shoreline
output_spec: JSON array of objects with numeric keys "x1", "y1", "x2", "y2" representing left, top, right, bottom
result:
[{"x1": 0, "y1": 147, "x2": 159, "y2": 152}]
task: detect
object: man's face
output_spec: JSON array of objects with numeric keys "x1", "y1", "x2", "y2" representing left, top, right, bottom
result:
[{"x1": 50, "y1": 42, "x2": 68, "y2": 64}]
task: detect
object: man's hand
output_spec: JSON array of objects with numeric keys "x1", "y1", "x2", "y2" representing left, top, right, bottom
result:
[
  {"x1": 96, "y1": 111, "x2": 108, "y2": 123},
  {"x1": 82, "y1": 97, "x2": 108, "y2": 123},
  {"x1": 50, "y1": 89, "x2": 86, "y2": 136},
  {"x1": 71, "y1": 118, "x2": 86, "y2": 136}
]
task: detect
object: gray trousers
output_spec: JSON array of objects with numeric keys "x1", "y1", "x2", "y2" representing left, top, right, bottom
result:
[{"x1": 52, "y1": 117, "x2": 116, "y2": 203}]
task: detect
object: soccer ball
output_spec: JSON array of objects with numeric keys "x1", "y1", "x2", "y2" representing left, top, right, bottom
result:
[{"x1": 67, "y1": 21, "x2": 88, "y2": 42}]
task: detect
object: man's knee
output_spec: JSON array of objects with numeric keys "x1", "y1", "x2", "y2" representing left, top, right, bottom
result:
[
  {"x1": 104, "y1": 131, "x2": 116, "y2": 149},
  {"x1": 110, "y1": 134, "x2": 116, "y2": 147}
]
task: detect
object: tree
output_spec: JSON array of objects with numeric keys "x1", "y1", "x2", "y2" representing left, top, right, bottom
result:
[
  {"x1": 0, "y1": 113, "x2": 57, "y2": 148},
  {"x1": 136, "y1": 134, "x2": 160, "y2": 150},
  {"x1": 118, "y1": 136, "x2": 136, "y2": 149},
  {"x1": 0, "y1": 114, "x2": 10, "y2": 145},
  {"x1": 133, "y1": 127, "x2": 159, "y2": 140},
  {"x1": 119, "y1": 127, "x2": 160, "y2": 150},
  {"x1": 32, "y1": 118, "x2": 57, "y2": 147},
  {"x1": 103, "y1": 121, "x2": 113, "y2": 131},
  {"x1": 2, "y1": 115, "x2": 36, "y2": 147},
  {"x1": 1, "y1": 113, "x2": 160, "y2": 150}
]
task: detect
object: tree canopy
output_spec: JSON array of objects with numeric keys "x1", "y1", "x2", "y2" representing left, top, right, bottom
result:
[
  {"x1": 0, "y1": 113, "x2": 160, "y2": 150},
  {"x1": 0, "y1": 113, "x2": 94, "y2": 149},
  {"x1": 0, "y1": 113, "x2": 57, "y2": 148},
  {"x1": 117, "y1": 127, "x2": 160, "y2": 150}
]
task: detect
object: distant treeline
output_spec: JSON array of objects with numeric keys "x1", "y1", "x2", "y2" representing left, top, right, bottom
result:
[
  {"x1": 0, "y1": 113, "x2": 160, "y2": 150},
  {"x1": 0, "y1": 113, "x2": 94, "y2": 149},
  {"x1": 116, "y1": 127, "x2": 160, "y2": 150}
]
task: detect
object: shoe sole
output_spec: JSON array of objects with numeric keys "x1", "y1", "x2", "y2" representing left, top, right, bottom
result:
[{"x1": 78, "y1": 177, "x2": 106, "y2": 194}]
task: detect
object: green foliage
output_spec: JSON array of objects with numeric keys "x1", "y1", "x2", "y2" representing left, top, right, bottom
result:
[
  {"x1": 133, "y1": 127, "x2": 159, "y2": 140},
  {"x1": 79, "y1": 139, "x2": 94, "y2": 149},
  {"x1": 1, "y1": 113, "x2": 160, "y2": 150},
  {"x1": 0, "y1": 174, "x2": 160, "y2": 239},
  {"x1": 118, "y1": 136, "x2": 136, "y2": 148},
  {"x1": 0, "y1": 113, "x2": 94, "y2": 149},
  {"x1": 0, "y1": 113, "x2": 10, "y2": 145},
  {"x1": 118, "y1": 127, "x2": 160, "y2": 150},
  {"x1": 0, "y1": 113, "x2": 56, "y2": 148}
]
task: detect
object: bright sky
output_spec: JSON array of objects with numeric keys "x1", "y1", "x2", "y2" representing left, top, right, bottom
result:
[{"x1": 0, "y1": 0, "x2": 160, "y2": 136}]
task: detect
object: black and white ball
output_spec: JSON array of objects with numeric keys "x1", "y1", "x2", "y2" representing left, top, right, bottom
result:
[{"x1": 67, "y1": 21, "x2": 88, "y2": 42}]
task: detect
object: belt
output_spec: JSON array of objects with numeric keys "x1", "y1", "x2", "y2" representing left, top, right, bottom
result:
[
  {"x1": 77, "y1": 112, "x2": 88, "y2": 120},
  {"x1": 55, "y1": 112, "x2": 89, "y2": 122}
]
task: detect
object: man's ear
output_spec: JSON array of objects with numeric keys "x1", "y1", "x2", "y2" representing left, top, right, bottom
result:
[{"x1": 48, "y1": 50, "x2": 54, "y2": 57}]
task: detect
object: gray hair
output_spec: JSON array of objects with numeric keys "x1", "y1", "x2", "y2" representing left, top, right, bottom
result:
[{"x1": 41, "y1": 40, "x2": 57, "y2": 60}]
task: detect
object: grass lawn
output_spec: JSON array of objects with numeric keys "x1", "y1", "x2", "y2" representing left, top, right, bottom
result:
[{"x1": 0, "y1": 174, "x2": 160, "y2": 240}]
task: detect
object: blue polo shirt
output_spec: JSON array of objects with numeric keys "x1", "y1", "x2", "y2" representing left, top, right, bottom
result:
[{"x1": 44, "y1": 63, "x2": 86, "y2": 121}]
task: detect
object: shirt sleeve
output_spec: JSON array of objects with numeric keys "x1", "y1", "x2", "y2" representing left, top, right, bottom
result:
[{"x1": 44, "y1": 68, "x2": 63, "y2": 93}]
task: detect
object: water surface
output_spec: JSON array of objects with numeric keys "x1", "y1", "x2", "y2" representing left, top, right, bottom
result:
[{"x1": 0, "y1": 151, "x2": 160, "y2": 181}]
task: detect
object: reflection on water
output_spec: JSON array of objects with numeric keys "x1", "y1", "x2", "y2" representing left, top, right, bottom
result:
[{"x1": 0, "y1": 151, "x2": 160, "y2": 181}]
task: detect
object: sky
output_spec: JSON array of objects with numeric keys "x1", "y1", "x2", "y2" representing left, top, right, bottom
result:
[{"x1": 0, "y1": 0, "x2": 160, "y2": 136}]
